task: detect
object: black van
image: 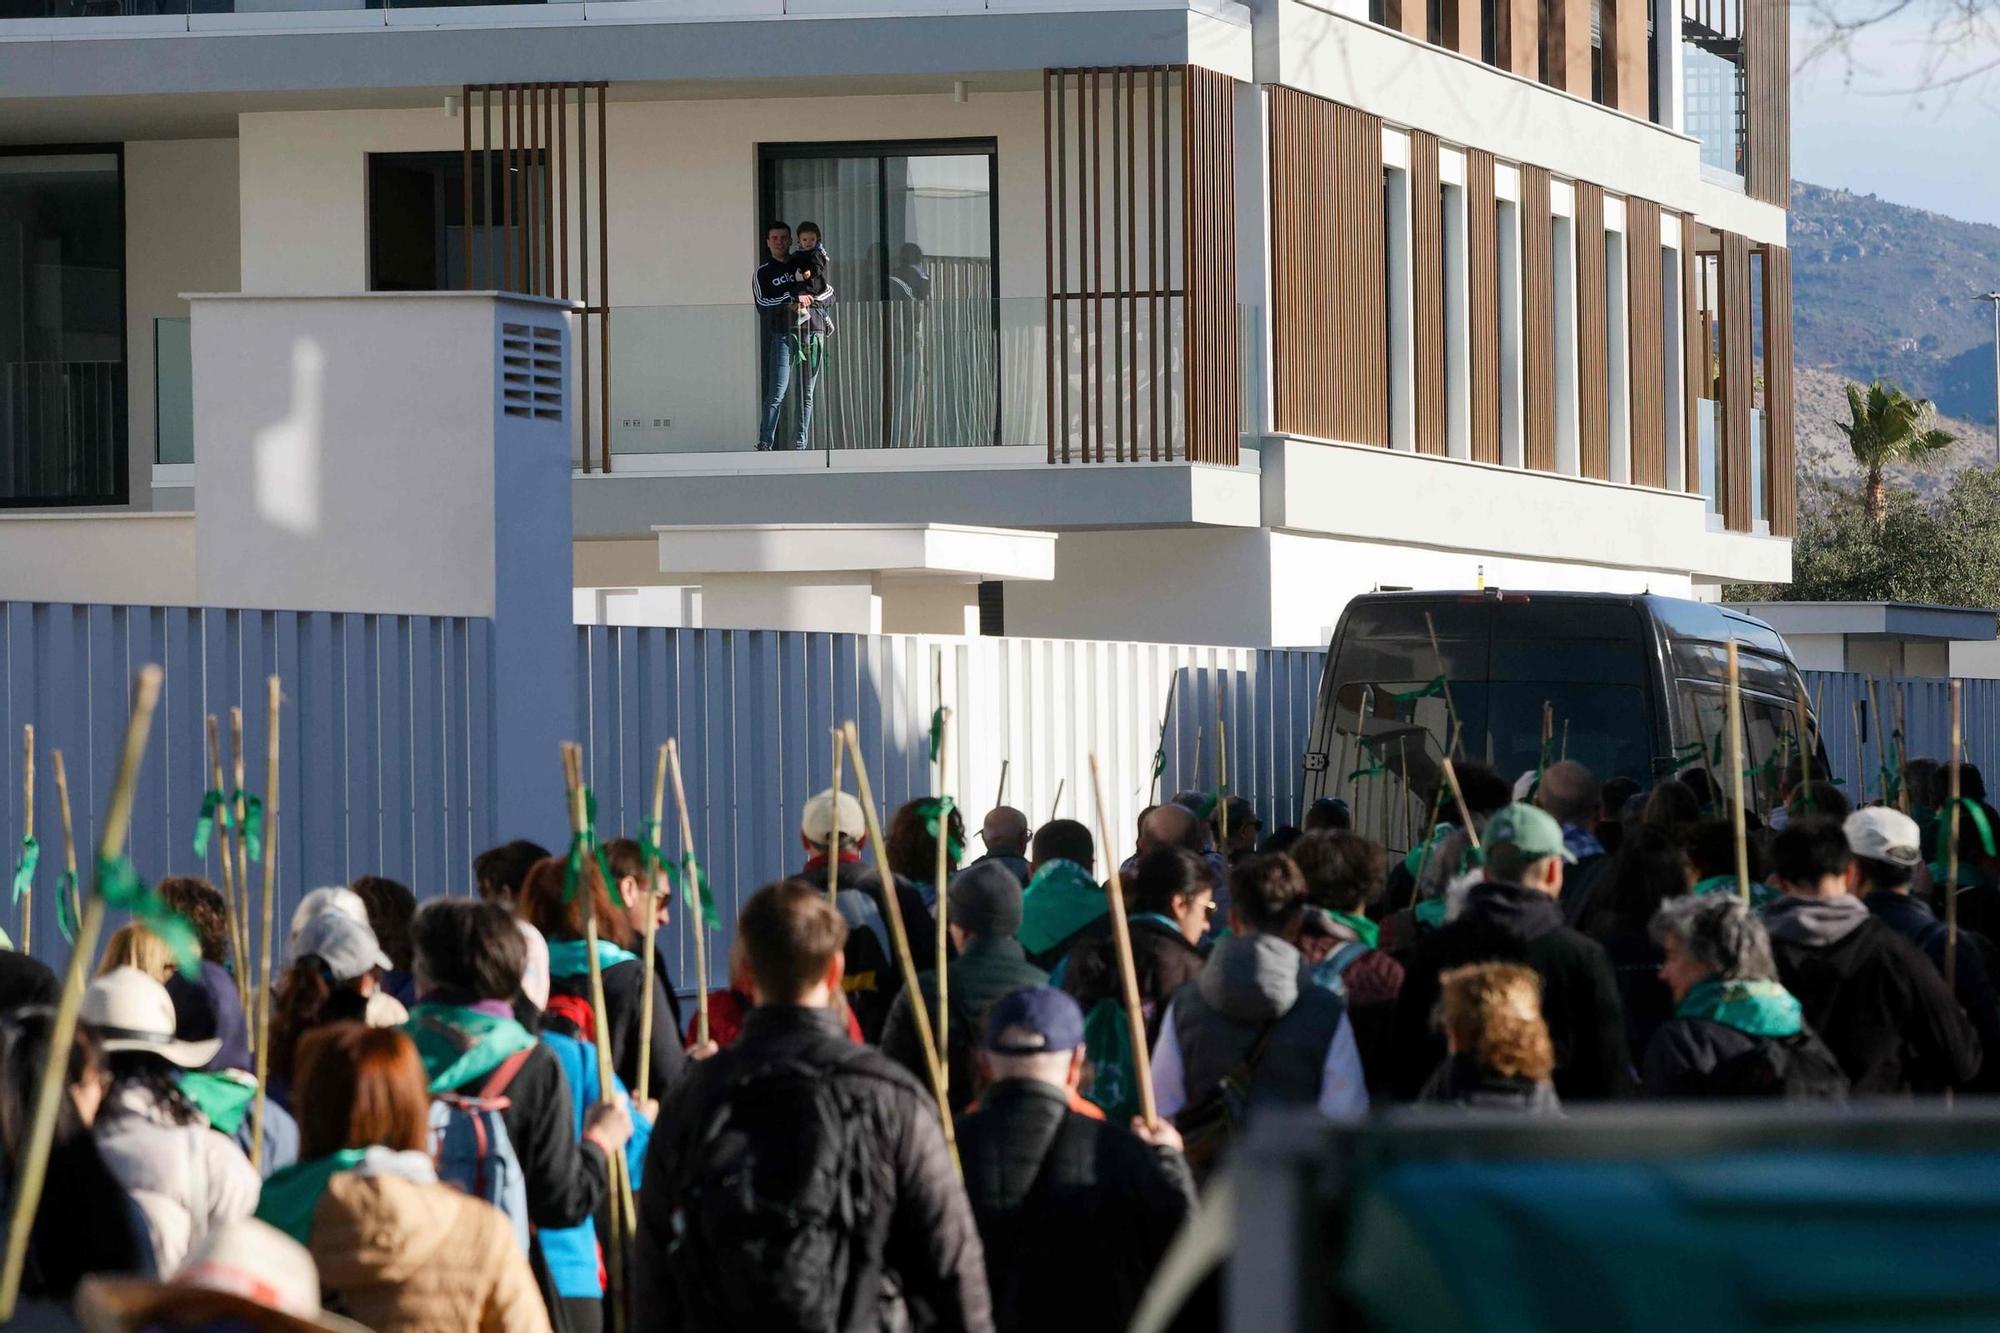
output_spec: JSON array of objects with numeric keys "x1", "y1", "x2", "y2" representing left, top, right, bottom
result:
[{"x1": 1301, "y1": 590, "x2": 1817, "y2": 846}]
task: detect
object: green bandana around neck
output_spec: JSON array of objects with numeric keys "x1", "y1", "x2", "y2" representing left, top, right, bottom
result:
[
  {"x1": 255, "y1": 1149, "x2": 370, "y2": 1245},
  {"x1": 1676, "y1": 977, "x2": 1802, "y2": 1038},
  {"x1": 403, "y1": 1004, "x2": 537, "y2": 1092}
]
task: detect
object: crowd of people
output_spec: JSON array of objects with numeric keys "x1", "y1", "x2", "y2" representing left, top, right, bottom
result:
[{"x1": 1, "y1": 744, "x2": 1995, "y2": 1332}]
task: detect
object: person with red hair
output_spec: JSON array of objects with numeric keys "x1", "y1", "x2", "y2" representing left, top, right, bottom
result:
[{"x1": 255, "y1": 1022, "x2": 549, "y2": 1333}]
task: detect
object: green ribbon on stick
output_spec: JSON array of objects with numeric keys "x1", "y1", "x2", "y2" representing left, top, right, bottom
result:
[
  {"x1": 235, "y1": 792, "x2": 265, "y2": 862},
  {"x1": 918, "y1": 795, "x2": 965, "y2": 864},
  {"x1": 191, "y1": 789, "x2": 229, "y2": 858},
  {"x1": 9, "y1": 835, "x2": 36, "y2": 904},
  {"x1": 96, "y1": 852, "x2": 200, "y2": 979},
  {"x1": 1391, "y1": 675, "x2": 1446, "y2": 705},
  {"x1": 54, "y1": 870, "x2": 78, "y2": 945},
  {"x1": 680, "y1": 853, "x2": 719, "y2": 930},
  {"x1": 561, "y1": 788, "x2": 622, "y2": 908}
]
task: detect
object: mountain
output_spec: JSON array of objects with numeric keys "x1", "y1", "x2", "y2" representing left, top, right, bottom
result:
[{"x1": 1791, "y1": 182, "x2": 2000, "y2": 492}]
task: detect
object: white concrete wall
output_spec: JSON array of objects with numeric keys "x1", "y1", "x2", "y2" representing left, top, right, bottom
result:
[
  {"x1": 1781, "y1": 632, "x2": 1847, "y2": 673},
  {"x1": 0, "y1": 513, "x2": 195, "y2": 604},
  {"x1": 124, "y1": 138, "x2": 241, "y2": 508},
  {"x1": 1003, "y1": 527, "x2": 1278, "y2": 646}
]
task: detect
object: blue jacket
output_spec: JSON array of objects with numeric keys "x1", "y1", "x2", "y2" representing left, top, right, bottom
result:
[{"x1": 537, "y1": 1026, "x2": 653, "y2": 1299}]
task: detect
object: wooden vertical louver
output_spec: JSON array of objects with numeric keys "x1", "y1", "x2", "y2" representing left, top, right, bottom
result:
[
  {"x1": 1545, "y1": 0, "x2": 1593, "y2": 95},
  {"x1": 1680, "y1": 212, "x2": 1703, "y2": 493},
  {"x1": 1383, "y1": 0, "x2": 1428, "y2": 39},
  {"x1": 1467, "y1": 149, "x2": 1501, "y2": 464},
  {"x1": 1624, "y1": 200, "x2": 1666, "y2": 489},
  {"x1": 1744, "y1": 0, "x2": 1791, "y2": 206},
  {"x1": 1521, "y1": 166, "x2": 1557, "y2": 472},
  {"x1": 1044, "y1": 67, "x2": 1235, "y2": 466},
  {"x1": 1411, "y1": 133, "x2": 1447, "y2": 456},
  {"x1": 1574, "y1": 183, "x2": 1610, "y2": 480},
  {"x1": 1719, "y1": 230, "x2": 1755, "y2": 532},
  {"x1": 1443, "y1": 0, "x2": 1483, "y2": 56},
  {"x1": 1763, "y1": 244, "x2": 1797, "y2": 535},
  {"x1": 1495, "y1": 0, "x2": 1540, "y2": 75},
  {"x1": 1268, "y1": 88, "x2": 1387, "y2": 445},
  {"x1": 1602, "y1": 0, "x2": 1651, "y2": 116}
]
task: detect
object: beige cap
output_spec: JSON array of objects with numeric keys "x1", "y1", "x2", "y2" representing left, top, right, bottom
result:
[{"x1": 801, "y1": 788, "x2": 867, "y2": 848}]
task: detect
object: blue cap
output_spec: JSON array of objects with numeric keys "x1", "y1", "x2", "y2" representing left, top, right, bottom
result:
[{"x1": 982, "y1": 985, "x2": 1085, "y2": 1055}]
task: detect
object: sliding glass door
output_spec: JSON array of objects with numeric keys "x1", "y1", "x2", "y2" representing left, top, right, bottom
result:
[{"x1": 760, "y1": 139, "x2": 998, "y2": 451}]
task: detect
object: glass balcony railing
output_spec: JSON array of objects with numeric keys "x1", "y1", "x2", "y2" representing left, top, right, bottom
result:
[
  {"x1": 155, "y1": 316, "x2": 193, "y2": 466},
  {"x1": 1696, "y1": 397, "x2": 1719, "y2": 515},
  {"x1": 1751, "y1": 404, "x2": 1767, "y2": 525},
  {"x1": 606, "y1": 295, "x2": 1196, "y2": 459}
]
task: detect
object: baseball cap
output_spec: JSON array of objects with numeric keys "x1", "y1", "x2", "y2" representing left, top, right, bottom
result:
[
  {"x1": 801, "y1": 788, "x2": 867, "y2": 848},
  {"x1": 291, "y1": 910, "x2": 393, "y2": 983},
  {"x1": 1484, "y1": 802, "x2": 1575, "y2": 864},
  {"x1": 948, "y1": 861, "x2": 1024, "y2": 938},
  {"x1": 982, "y1": 985, "x2": 1085, "y2": 1055},
  {"x1": 1846, "y1": 806, "x2": 1922, "y2": 867},
  {"x1": 288, "y1": 886, "x2": 369, "y2": 944}
]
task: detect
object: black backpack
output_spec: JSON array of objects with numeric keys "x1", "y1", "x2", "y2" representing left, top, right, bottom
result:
[
  {"x1": 663, "y1": 1049, "x2": 867, "y2": 1331},
  {"x1": 1709, "y1": 1031, "x2": 1849, "y2": 1101}
]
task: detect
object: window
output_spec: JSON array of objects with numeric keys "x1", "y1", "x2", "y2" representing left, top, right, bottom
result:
[
  {"x1": 759, "y1": 139, "x2": 998, "y2": 451},
  {"x1": 367, "y1": 151, "x2": 541, "y2": 293},
  {"x1": 1661, "y1": 237, "x2": 1687, "y2": 490},
  {"x1": 1442, "y1": 180, "x2": 1471, "y2": 458},
  {"x1": 1497, "y1": 196, "x2": 1525, "y2": 466},
  {"x1": 1552, "y1": 211, "x2": 1580, "y2": 474},
  {"x1": 1681, "y1": 0, "x2": 1745, "y2": 175},
  {"x1": 0, "y1": 148, "x2": 125, "y2": 507},
  {"x1": 1604, "y1": 225, "x2": 1631, "y2": 483},
  {"x1": 1384, "y1": 163, "x2": 1415, "y2": 451}
]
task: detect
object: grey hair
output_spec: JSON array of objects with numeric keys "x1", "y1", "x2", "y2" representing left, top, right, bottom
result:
[{"x1": 1649, "y1": 893, "x2": 1777, "y2": 982}]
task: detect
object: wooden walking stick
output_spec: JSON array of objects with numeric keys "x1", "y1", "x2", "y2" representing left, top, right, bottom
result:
[
  {"x1": 1423, "y1": 611, "x2": 1464, "y2": 758},
  {"x1": 250, "y1": 676, "x2": 282, "y2": 1176},
  {"x1": 1850, "y1": 701, "x2": 1868, "y2": 807},
  {"x1": 1439, "y1": 756, "x2": 1482, "y2": 858},
  {"x1": 637, "y1": 741, "x2": 669, "y2": 1104},
  {"x1": 230, "y1": 707, "x2": 254, "y2": 1037},
  {"x1": 1794, "y1": 679, "x2": 1817, "y2": 789},
  {"x1": 205, "y1": 716, "x2": 251, "y2": 1018},
  {"x1": 1894, "y1": 681, "x2": 1912, "y2": 815},
  {"x1": 1150, "y1": 673, "x2": 1178, "y2": 806},
  {"x1": 1089, "y1": 752, "x2": 1159, "y2": 1131},
  {"x1": 1948, "y1": 681, "x2": 1964, "y2": 991},
  {"x1": 1050, "y1": 778, "x2": 1065, "y2": 823},
  {"x1": 1867, "y1": 677, "x2": 1889, "y2": 806},
  {"x1": 842, "y1": 722, "x2": 958, "y2": 1170},
  {"x1": 664, "y1": 738, "x2": 711, "y2": 1049},
  {"x1": 1216, "y1": 704, "x2": 1229, "y2": 850},
  {"x1": 1560, "y1": 718, "x2": 1570, "y2": 765},
  {"x1": 1726, "y1": 645, "x2": 1751, "y2": 909},
  {"x1": 50, "y1": 752, "x2": 80, "y2": 948},
  {"x1": 933, "y1": 707, "x2": 953, "y2": 1101},
  {"x1": 16, "y1": 726, "x2": 32, "y2": 955},
  {"x1": 828, "y1": 728, "x2": 845, "y2": 906},
  {"x1": 0, "y1": 666, "x2": 162, "y2": 1323},
  {"x1": 561, "y1": 743, "x2": 634, "y2": 1331},
  {"x1": 1406, "y1": 722, "x2": 1465, "y2": 909},
  {"x1": 996, "y1": 758, "x2": 1009, "y2": 811}
]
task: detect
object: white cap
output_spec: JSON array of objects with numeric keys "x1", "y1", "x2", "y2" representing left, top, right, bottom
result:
[
  {"x1": 288, "y1": 886, "x2": 369, "y2": 944},
  {"x1": 1846, "y1": 806, "x2": 1923, "y2": 867},
  {"x1": 290, "y1": 911, "x2": 392, "y2": 982},
  {"x1": 516, "y1": 920, "x2": 551, "y2": 1011},
  {"x1": 82, "y1": 966, "x2": 222, "y2": 1069},
  {"x1": 801, "y1": 788, "x2": 867, "y2": 848}
]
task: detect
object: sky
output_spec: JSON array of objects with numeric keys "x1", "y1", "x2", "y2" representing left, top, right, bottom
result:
[{"x1": 1792, "y1": 6, "x2": 2000, "y2": 226}]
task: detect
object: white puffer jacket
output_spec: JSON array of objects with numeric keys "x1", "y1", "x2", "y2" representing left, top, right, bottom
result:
[{"x1": 93, "y1": 1082, "x2": 260, "y2": 1273}]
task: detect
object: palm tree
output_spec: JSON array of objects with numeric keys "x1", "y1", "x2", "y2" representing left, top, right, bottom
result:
[{"x1": 1837, "y1": 379, "x2": 1958, "y2": 526}]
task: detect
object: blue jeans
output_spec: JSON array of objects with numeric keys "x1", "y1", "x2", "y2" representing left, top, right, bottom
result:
[{"x1": 758, "y1": 330, "x2": 822, "y2": 450}]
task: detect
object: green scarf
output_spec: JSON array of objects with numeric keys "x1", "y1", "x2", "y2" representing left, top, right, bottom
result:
[
  {"x1": 1413, "y1": 897, "x2": 1447, "y2": 930},
  {"x1": 177, "y1": 1070, "x2": 256, "y2": 1135},
  {"x1": 1402, "y1": 823, "x2": 1456, "y2": 879},
  {"x1": 545, "y1": 937, "x2": 638, "y2": 980},
  {"x1": 255, "y1": 1149, "x2": 368, "y2": 1244},
  {"x1": 1676, "y1": 977, "x2": 1802, "y2": 1038},
  {"x1": 1691, "y1": 874, "x2": 1786, "y2": 912},
  {"x1": 1018, "y1": 859, "x2": 1107, "y2": 956},
  {"x1": 404, "y1": 1004, "x2": 538, "y2": 1092},
  {"x1": 1326, "y1": 910, "x2": 1380, "y2": 950}
]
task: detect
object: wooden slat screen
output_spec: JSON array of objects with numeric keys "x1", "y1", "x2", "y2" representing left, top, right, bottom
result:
[
  {"x1": 1411, "y1": 133, "x2": 1447, "y2": 456},
  {"x1": 1467, "y1": 150, "x2": 1502, "y2": 464},
  {"x1": 1269, "y1": 88, "x2": 1387, "y2": 445},
  {"x1": 1719, "y1": 230, "x2": 1755, "y2": 532},
  {"x1": 1185, "y1": 66, "x2": 1242, "y2": 465},
  {"x1": 1681, "y1": 213, "x2": 1702, "y2": 493},
  {"x1": 1521, "y1": 166, "x2": 1557, "y2": 472},
  {"x1": 1546, "y1": 0, "x2": 1593, "y2": 95},
  {"x1": 1603, "y1": 0, "x2": 1651, "y2": 115},
  {"x1": 1763, "y1": 244, "x2": 1797, "y2": 535},
  {"x1": 1044, "y1": 68, "x2": 1229, "y2": 466},
  {"x1": 1496, "y1": 0, "x2": 1539, "y2": 75},
  {"x1": 1624, "y1": 200, "x2": 1666, "y2": 489},
  {"x1": 1744, "y1": 0, "x2": 1791, "y2": 206},
  {"x1": 1444, "y1": 0, "x2": 1482, "y2": 56},
  {"x1": 1575, "y1": 182, "x2": 1609, "y2": 480},
  {"x1": 1384, "y1": 0, "x2": 1428, "y2": 39}
]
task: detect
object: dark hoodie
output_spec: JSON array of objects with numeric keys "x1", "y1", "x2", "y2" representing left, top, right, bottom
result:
[
  {"x1": 1390, "y1": 880, "x2": 1632, "y2": 1102},
  {"x1": 1163, "y1": 933, "x2": 1351, "y2": 1118},
  {"x1": 1765, "y1": 893, "x2": 1981, "y2": 1094},
  {"x1": 1866, "y1": 890, "x2": 2000, "y2": 1091},
  {"x1": 1417, "y1": 1053, "x2": 1562, "y2": 1114}
]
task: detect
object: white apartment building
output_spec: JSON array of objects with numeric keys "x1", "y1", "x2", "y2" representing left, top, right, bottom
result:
[{"x1": 0, "y1": 0, "x2": 1794, "y2": 648}]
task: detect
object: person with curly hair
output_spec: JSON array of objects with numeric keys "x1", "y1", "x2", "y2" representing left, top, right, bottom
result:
[
  {"x1": 350, "y1": 874, "x2": 418, "y2": 1005},
  {"x1": 1419, "y1": 962, "x2": 1561, "y2": 1113},
  {"x1": 887, "y1": 797, "x2": 966, "y2": 915}
]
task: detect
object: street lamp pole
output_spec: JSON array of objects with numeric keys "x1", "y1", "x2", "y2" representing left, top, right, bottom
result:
[{"x1": 1979, "y1": 291, "x2": 2000, "y2": 466}]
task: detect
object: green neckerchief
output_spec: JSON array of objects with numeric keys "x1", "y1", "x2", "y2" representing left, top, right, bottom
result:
[
  {"x1": 1326, "y1": 910, "x2": 1381, "y2": 950},
  {"x1": 1018, "y1": 859, "x2": 1107, "y2": 956},
  {"x1": 1402, "y1": 822, "x2": 1457, "y2": 880},
  {"x1": 255, "y1": 1149, "x2": 368, "y2": 1245},
  {"x1": 177, "y1": 1070, "x2": 255, "y2": 1135},
  {"x1": 403, "y1": 1004, "x2": 538, "y2": 1092},
  {"x1": 1413, "y1": 897, "x2": 1448, "y2": 930},
  {"x1": 1692, "y1": 874, "x2": 1786, "y2": 912},
  {"x1": 1676, "y1": 977, "x2": 1802, "y2": 1038},
  {"x1": 545, "y1": 937, "x2": 638, "y2": 980}
]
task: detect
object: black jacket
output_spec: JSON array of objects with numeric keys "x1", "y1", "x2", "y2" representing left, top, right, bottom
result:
[
  {"x1": 1416, "y1": 1053, "x2": 1563, "y2": 1113},
  {"x1": 1596, "y1": 926, "x2": 1675, "y2": 1071},
  {"x1": 1765, "y1": 895, "x2": 1982, "y2": 1094},
  {"x1": 633, "y1": 1005, "x2": 992, "y2": 1333},
  {"x1": 1640, "y1": 1016, "x2": 1849, "y2": 1100},
  {"x1": 548, "y1": 952, "x2": 687, "y2": 1103},
  {"x1": 1059, "y1": 915, "x2": 1207, "y2": 1047},
  {"x1": 956, "y1": 1078, "x2": 1194, "y2": 1333},
  {"x1": 813, "y1": 857, "x2": 938, "y2": 1043},
  {"x1": 1390, "y1": 880, "x2": 1632, "y2": 1102},
  {"x1": 444, "y1": 1039, "x2": 609, "y2": 1233},
  {"x1": 754, "y1": 255, "x2": 801, "y2": 334},
  {"x1": 0, "y1": 949, "x2": 56, "y2": 1016},
  {"x1": 881, "y1": 937, "x2": 1047, "y2": 1114},
  {"x1": 1866, "y1": 890, "x2": 2000, "y2": 1091}
]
